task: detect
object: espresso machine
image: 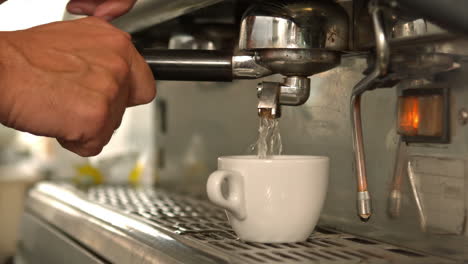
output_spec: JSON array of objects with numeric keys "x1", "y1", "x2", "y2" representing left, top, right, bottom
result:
[{"x1": 17, "y1": 0, "x2": 468, "y2": 263}]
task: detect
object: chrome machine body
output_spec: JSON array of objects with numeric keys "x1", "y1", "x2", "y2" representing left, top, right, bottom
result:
[{"x1": 19, "y1": 0, "x2": 468, "y2": 263}]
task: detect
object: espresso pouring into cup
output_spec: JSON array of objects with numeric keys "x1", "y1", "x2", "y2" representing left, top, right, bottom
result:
[{"x1": 206, "y1": 155, "x2": 329, "y2": 243}]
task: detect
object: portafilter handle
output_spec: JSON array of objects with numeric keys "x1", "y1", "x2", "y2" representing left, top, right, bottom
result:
[
  {"x1": 139, "y1": 48, "x2": 274, "y2": 82},
  {"x1": 142, "y1": 49, "x2": 234, "y2": 82}
]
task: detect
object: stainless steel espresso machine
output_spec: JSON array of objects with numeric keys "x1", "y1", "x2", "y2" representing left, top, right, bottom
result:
[{"x1": 17, "y1": 0, "x2": 468, "y2": 263}]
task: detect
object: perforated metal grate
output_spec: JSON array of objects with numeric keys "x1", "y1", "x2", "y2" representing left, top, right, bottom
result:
[{"x1": 86, "y1": 186, "x2": 452, "y2": 264}]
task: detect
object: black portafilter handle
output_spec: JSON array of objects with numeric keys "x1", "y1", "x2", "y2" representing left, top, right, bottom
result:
[{"x1": 139, "y1": 48, "x2": 234, "y2": 82}]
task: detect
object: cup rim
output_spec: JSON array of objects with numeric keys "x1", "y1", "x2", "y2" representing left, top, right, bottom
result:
[{"x1": 218, "y1": 155, "x2": 329, "y2": 162}]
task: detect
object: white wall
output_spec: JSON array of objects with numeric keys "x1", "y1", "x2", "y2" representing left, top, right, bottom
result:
[{"x1": 0, "y1": 0, "x2": 69, "y2": 31}]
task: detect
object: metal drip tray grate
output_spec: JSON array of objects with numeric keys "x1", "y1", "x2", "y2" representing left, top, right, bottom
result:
[{"x1": 84, "y1": 186, "x2": 451, "y2": 264}]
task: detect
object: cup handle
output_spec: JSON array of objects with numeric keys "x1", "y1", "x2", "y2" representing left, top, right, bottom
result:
[{"x1": 206, "y1": 170, "x2": 246, "y2": 220}]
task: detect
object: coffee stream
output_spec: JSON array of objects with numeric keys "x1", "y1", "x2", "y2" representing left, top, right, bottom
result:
[{"x1": 248, "y1": 116, "x2": 283, "y2": 158}]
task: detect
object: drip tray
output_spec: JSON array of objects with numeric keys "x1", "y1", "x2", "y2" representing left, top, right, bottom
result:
[{"x1": 24, "y1": 183, "x2": 456, "y2": 264}]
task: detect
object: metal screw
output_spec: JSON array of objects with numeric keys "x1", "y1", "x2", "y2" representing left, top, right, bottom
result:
[
  {"x1": 458, "y1": 108, "x2": 468, "y2": 125},
  {"x1": 256, "y1": 83, "x2": 263, "y2": 98}
]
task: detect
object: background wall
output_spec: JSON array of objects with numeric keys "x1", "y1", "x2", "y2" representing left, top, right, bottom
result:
[{"x1": 0, "y1": 0, "x2": 68, "y2": 31}]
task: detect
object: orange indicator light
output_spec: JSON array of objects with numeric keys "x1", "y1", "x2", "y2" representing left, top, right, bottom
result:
[
  {"x1": 398, "y1": 96, "x2": 420, "y2": 136},
  {"x1": 397, "y1": 94, "x2": 443, "y2": 137}
]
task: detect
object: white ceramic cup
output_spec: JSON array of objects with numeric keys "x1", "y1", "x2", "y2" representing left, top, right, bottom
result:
[{"x1": 206, "y1": 155, "x2": 329, "y2": 243}]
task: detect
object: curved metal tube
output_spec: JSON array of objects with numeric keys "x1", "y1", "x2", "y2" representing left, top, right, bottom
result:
[{"x1": 350, "y1": 3, "x2": 390, "y2": 221}]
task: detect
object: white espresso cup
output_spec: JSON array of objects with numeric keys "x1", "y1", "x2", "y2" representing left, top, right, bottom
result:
[{"x1": 206, "y1": 155, "x2": 329, "y2": 243}]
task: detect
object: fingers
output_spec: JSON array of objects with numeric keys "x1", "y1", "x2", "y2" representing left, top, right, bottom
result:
[
  {"x1": 127, "y1": 45, "x2": 156, "y2": 106},
  {"x1": 72, "y1": 17, "x2": 131, "y2": 41},
  {"x1": 61, "y1": 19, "x2": 154, "y2": 107},
  {"x1": 57, "y1": 122, "x2": 115, "y2": 157},
  {"x1": 67, "y1": 0, "x2": 137, "y2": 20},
  {"x1": 93, "y1": 0, "x2": 137, "y2": 20},
  {"x1": 55, "y1": 81, "x2": 126, "y2": 157},
  {"x1": 57, "y1": 95, "x2": 126, "y2": 157},
  {"x1": 72, "y1": 33, "x2": 155, "y2": 106},
  {"x1": 67, "y1": 0, "x2": 104, "y2": 16}
]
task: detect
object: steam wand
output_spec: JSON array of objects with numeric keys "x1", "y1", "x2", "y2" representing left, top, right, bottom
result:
[{"x1": 350, "y1": 1, "x2": 390, "y2": 222}]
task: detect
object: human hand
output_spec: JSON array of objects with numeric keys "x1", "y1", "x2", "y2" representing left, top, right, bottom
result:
[
  {"x1": 0, "y1": 17, "x2": 155, "y2": 156},
  {"x1": 67, "y1": 0, "x2": 137, "y2": 21}
]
